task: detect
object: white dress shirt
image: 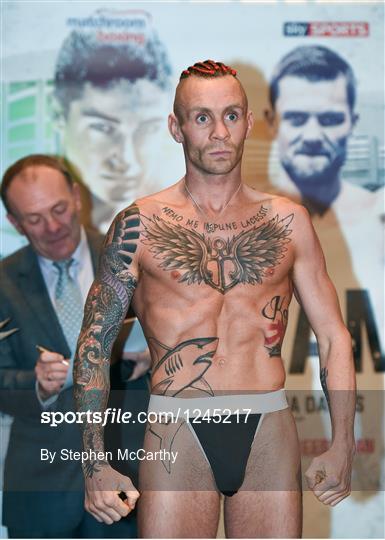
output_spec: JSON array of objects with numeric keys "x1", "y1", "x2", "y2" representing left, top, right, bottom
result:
[
  {"x1": 36, "y1": 227, "x2": 147, "y2": 406},
  {"x1": 38, "y1": 227, "x2": 93, "y2": 306}
]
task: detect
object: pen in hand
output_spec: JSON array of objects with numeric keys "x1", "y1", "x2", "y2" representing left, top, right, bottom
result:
[{"x1": 36, "y1": 345, "x2": 69, "y2": 366}]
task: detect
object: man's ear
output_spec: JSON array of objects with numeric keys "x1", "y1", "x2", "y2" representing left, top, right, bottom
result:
[
  {"x1": 168, "y1": 113, "x2": 184, "y2": 144},
  {"x1": 245, "y1": 110, "x2": 255, "y2": 139},
  {"x1": 264, "y1": 107, "x2": 278, "y2": 137},
  {"x1": 7, "y1": 212, "x2": 25, "y2": 236},
  {"x1": 72, "y1": 183, "x2": 82, "y2": 213}
]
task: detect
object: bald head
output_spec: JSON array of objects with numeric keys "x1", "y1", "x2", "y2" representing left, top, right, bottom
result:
[
  {"x1": 173, "y1": 60, "x2": 248, "y2": 123},
  {"x1": 1, "y1": 154, "x2": 73, "y2": 215},
  {"x1": 174, "y1": 74, "x2": 248, "y2": 124}
]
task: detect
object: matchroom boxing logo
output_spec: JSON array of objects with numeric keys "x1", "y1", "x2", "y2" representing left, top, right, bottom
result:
[{"x1": 283, "y1": 21, "x2": 369, "y2": 38}]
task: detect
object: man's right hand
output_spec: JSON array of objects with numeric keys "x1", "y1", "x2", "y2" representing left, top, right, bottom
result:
[
  {"x1": 85, "y1": 464, "x2": 140, "y2": 524},
  {"x1": 35, "y1": 350, "x2": 69, "y2": 399}
]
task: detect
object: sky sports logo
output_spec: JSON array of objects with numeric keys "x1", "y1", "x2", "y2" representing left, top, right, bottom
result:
[{"x1": 284, "y1": 22, "x2": 369, "y2": 38}]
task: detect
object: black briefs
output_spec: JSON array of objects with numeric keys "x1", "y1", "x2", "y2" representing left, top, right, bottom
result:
[
  {"x1": 190, "y1": 413, "x2": 261, "y2": 496},
  {"x1": 148, "y1": 390, "x2": 288, "y2": 496}
]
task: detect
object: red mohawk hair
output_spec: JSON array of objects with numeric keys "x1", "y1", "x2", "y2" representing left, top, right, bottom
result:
[{"x1": 180, "y1": 59, "x2": 237, "y2": 80}]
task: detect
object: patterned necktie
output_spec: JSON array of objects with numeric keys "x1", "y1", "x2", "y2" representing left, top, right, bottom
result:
[{"x1": 53, "y1": 259, "x2": 84, "y2": 388}]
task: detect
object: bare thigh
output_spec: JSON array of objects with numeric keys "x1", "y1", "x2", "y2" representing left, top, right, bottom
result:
[
  {"x1": 138, "y1": 419, "x2": 221, "y2": 538},
  {"x1": 224, "y1": 409, "x2": 302, "y2": 538}
]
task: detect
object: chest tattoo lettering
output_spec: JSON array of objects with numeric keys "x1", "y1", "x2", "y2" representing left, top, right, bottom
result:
[{"x1": 142, "y1": 213, "x2": 293, "y2": 294}]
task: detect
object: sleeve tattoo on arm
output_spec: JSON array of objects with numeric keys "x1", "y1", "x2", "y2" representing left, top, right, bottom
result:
[{"x1": 74, "y1": 205, "x2": 140, "y2": 477}]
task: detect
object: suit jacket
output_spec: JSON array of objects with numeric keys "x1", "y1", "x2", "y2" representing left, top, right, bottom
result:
[{"x1": 0, "y1": 230, "x2": 104, "y2": 534}]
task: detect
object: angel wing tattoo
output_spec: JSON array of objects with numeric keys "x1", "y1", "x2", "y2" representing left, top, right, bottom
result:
[{"x1": 142, "y1": 213, "x2": 293, "y2": 294}]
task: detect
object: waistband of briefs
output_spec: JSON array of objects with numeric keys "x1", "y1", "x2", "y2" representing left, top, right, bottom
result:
[{"x1": 148, "y1": 389, "x2": 288, "y2": 417}]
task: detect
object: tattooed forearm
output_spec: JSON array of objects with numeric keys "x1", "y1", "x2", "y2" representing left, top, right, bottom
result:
[
  {"x1": 74, "y1": 205, "x2": 140, "y2": 477},
  {"x1": 320, "y1": 367, "x2": 331, "y2": 409},
  {"x1": 82, "y1": 430, "x2": 109, "y2": 477},
  {"x1": 262, "y1": 295, "x2": 288, "y2": 357}
]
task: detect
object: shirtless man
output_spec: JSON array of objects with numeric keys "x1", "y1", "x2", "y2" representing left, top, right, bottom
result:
[{"x1": 74, "y1": 60, "x2": 356, "y2": 538}]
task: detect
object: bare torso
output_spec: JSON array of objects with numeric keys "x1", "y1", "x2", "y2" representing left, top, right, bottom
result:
[
  {"x1": 130, "y1": 181, "x2": 297, "y2": 395},
  {"x1": 75, "y1": 69, "x2": 355, "y2": 535}
]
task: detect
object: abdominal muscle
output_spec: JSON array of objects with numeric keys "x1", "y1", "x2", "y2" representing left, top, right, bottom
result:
[
  {"x1": 205, "y1": 352, "x2": 287, "y2": 393},
  {"x1": 136, "y1": 286, "x2": 290, "y2": 397},
  {"x1": 147, "y1": 337, "x2": 287, "y2": 396}
]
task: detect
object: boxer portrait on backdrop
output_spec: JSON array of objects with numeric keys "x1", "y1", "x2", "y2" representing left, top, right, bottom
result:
[
  {"x1": 265, "y1": 45, "x2": 384, "y2": 375},
  {"x1": 53, "y1": 11, "x2": 173, "y2": 232}
]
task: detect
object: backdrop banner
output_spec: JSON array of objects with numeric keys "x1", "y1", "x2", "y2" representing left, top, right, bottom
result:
[{"x1": 1, "y1": 2, "x2": 384, "y2": 538}]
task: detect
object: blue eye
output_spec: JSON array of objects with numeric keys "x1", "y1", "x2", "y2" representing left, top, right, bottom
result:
[
  {"x1": 196, "y1": 114, "x2": 208, "y2": 124},
  {"x1": 226, "y1": 112, "x2": 238, "y2": 121}
]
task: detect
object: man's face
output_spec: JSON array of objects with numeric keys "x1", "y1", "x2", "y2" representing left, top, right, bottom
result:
[
  {"x1": 61, "y1": 79, "x2": 169, "y2": 205},
  {"x1": 274, "y1": 75, "x2": 355, "y2": 185},
  {"x1": 7, "y1": 166, "x2": 82, "y2": 261},
  {"x1": 170, "y1": 76, "x2": 253, "y2": 176}
]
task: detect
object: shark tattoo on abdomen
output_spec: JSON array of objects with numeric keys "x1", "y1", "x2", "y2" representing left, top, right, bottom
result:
[
  {"x1": 147, "y1": 336, "x2": 219, "y2": 473},
  {"x1": 149, "y1": 336, "x2": 219, "y2": 397}
]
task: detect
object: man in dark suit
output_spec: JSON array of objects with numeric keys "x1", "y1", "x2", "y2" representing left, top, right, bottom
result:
[{"x1": 0, "y1": 155, "x2": 148, "y2": 538}]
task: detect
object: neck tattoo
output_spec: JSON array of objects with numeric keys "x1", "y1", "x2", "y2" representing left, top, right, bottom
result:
[{"x1": 184, "y1": 178, "x2": 242, "y2": 233}]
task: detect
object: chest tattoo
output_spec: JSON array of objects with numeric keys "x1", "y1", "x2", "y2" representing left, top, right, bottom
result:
[{"x1": 141, "y1": 213, "x2": 293, "y2": 294}]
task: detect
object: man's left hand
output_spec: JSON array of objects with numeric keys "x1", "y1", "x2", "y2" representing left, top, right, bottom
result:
[
  {"x1": 305, "y1": 442, "x2": 355, "y2": 506},
  {"x1": 122, "y1": 348, "x2": 151, "y2": 381}
]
